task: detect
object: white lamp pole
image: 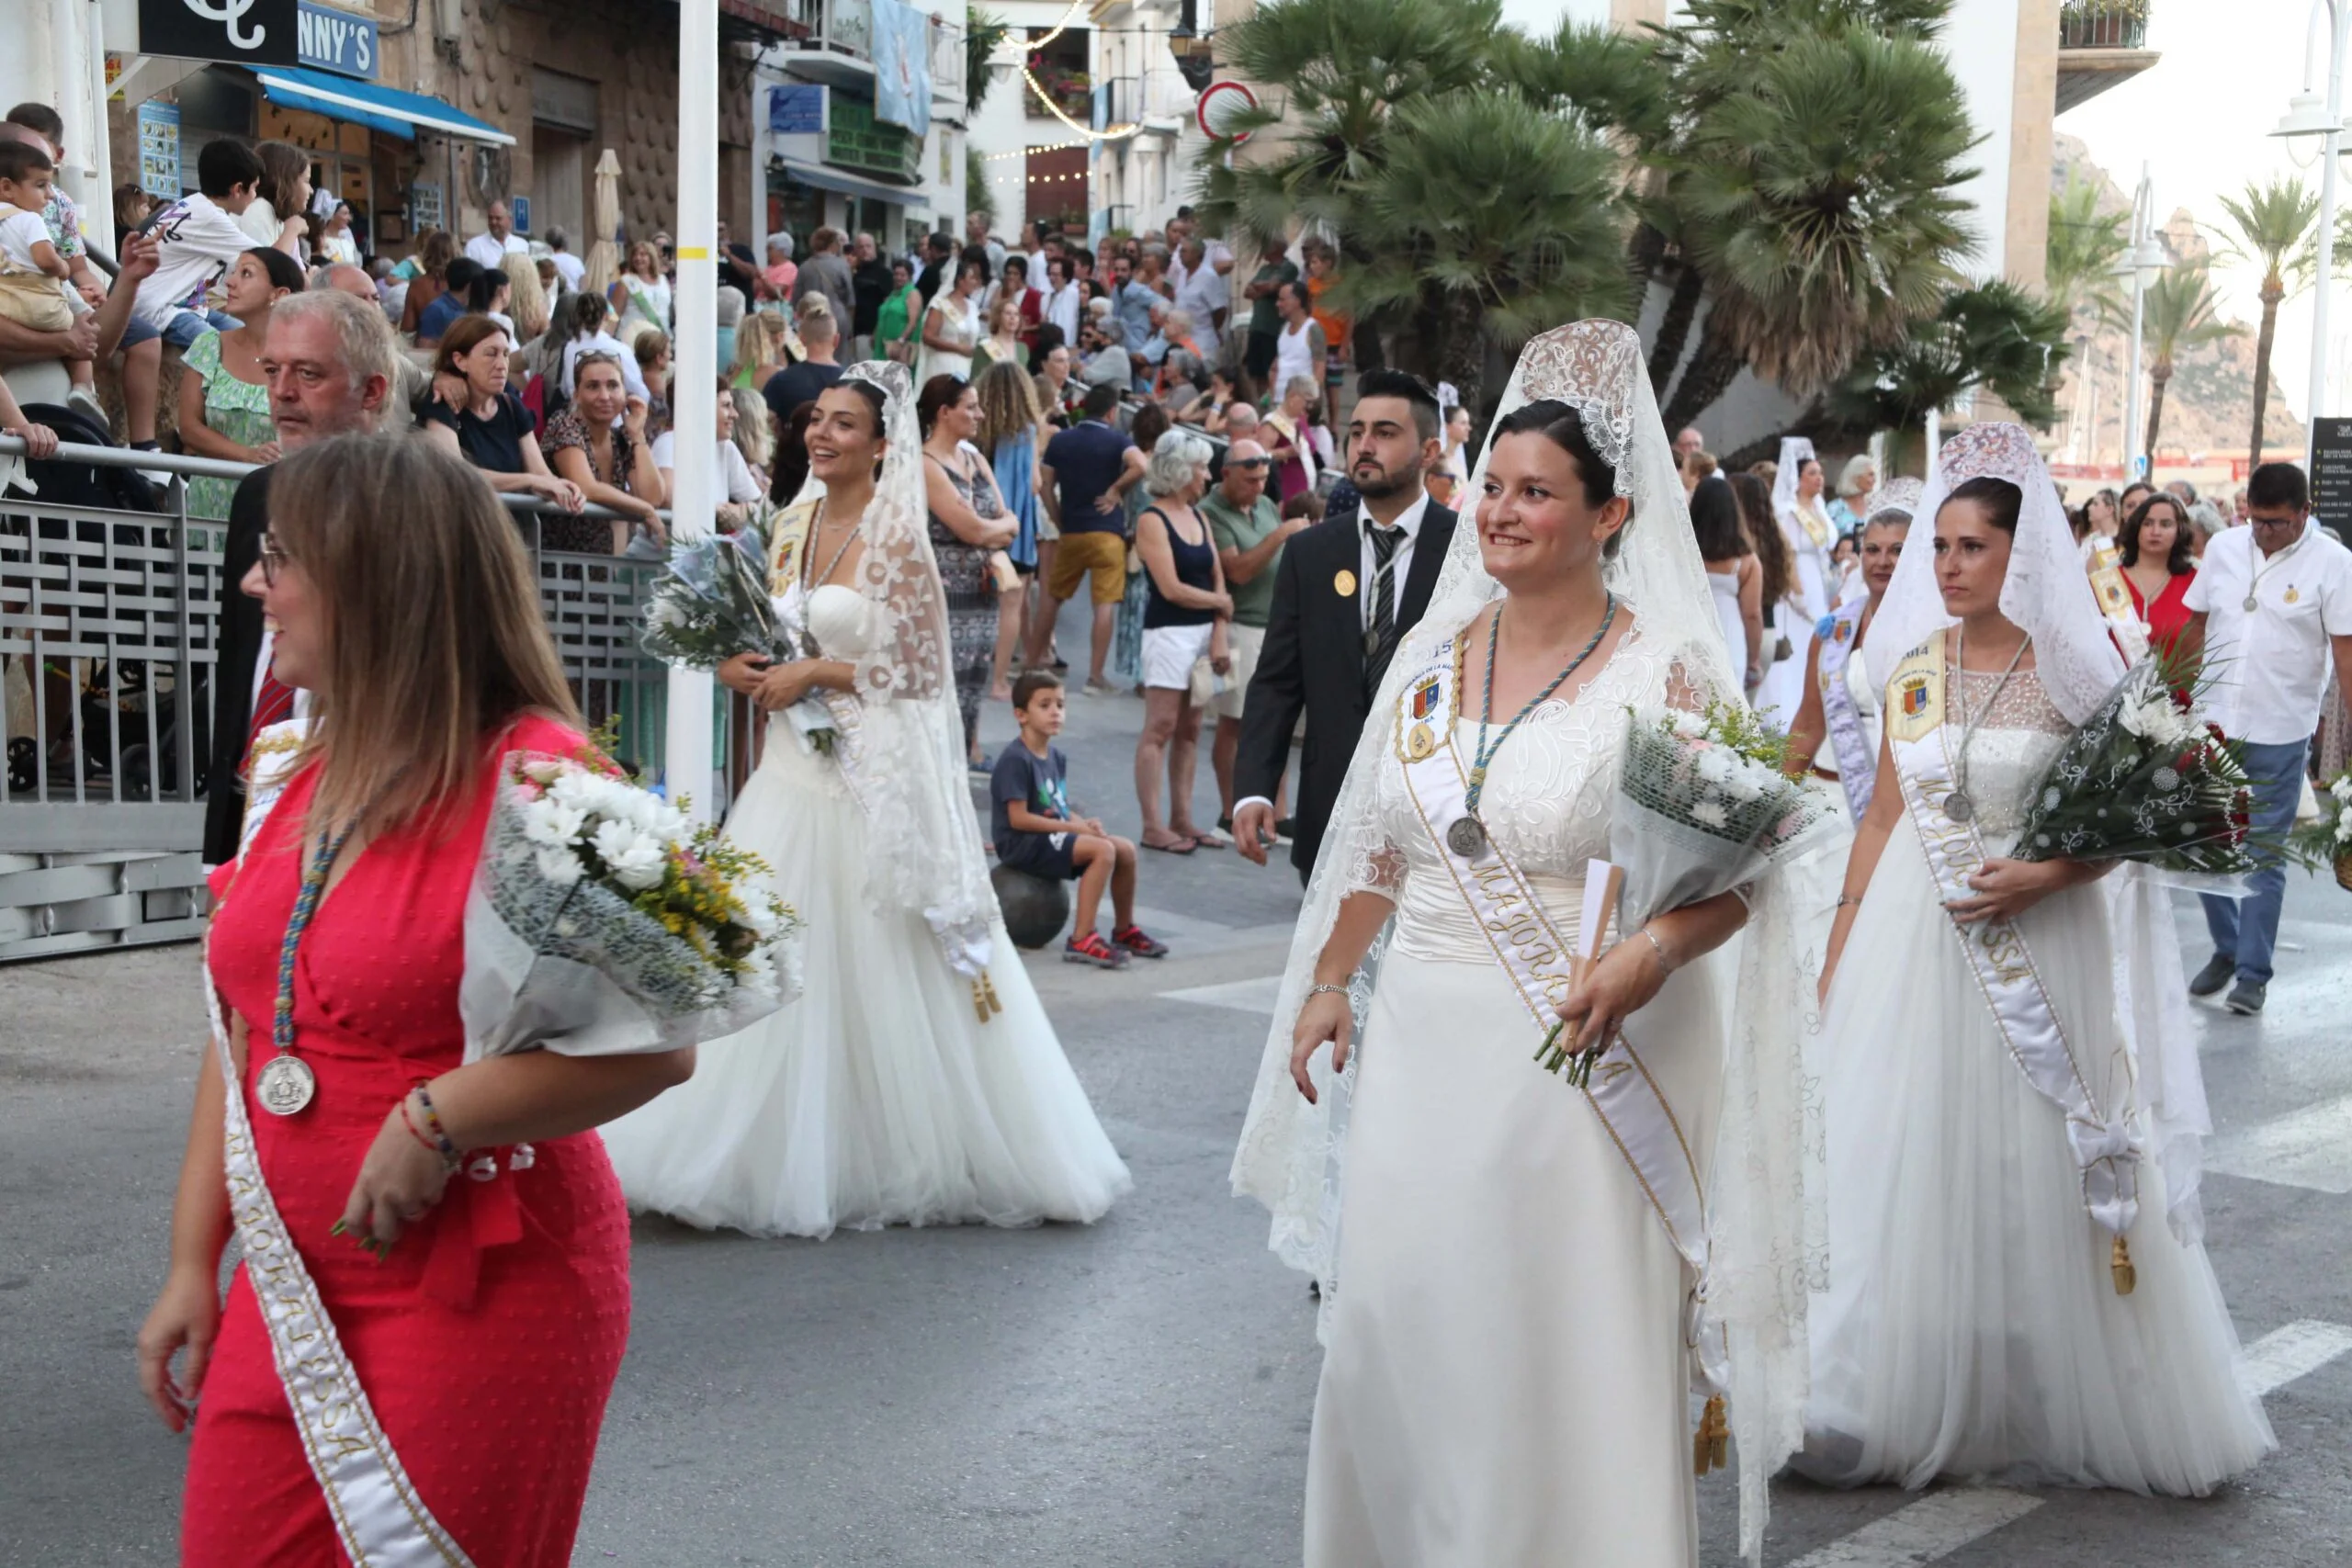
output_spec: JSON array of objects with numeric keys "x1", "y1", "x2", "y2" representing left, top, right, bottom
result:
[
  {"x1": 2117, "y1": 164, "x2": 2165, "y2": 478},
  {"x1": 665, "y1": 0, "x2": 720, "y2": 820},
  {"x1": 2276, "y1": 0, "x2": 2352, "y2": 466}
]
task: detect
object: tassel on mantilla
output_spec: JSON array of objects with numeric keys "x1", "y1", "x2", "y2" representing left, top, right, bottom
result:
[
  {"x1": 2111, "y1": 1233, "x2": 2137, "y2": 1295},
  {"x1": 1692, "y1": 1394, "x2": 1729, "y2": 1476},
  {"x1": 971, "y1": 970, "x2": 1003, "y2": 1024}
]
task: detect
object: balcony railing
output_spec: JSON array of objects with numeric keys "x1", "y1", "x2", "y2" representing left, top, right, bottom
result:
[
  {"x1": 787, "y1": 0, "x2": 872, "y2": 62},
  {"x1": 2059, "y1": 0, "x2": 2147, "y2": 50},
  {"x1": 2056, "y1": 0, "x2": 2156, "y2": 112},
  {"x1": 826, "y1": 92, "x2": 922, "y2": 184},
  {"x1": 930, "y1": 17, "x2": 967, "y2": 107}
]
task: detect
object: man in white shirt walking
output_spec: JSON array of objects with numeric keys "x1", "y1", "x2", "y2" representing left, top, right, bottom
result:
[
  {"x1": 465, "y1": 200, "x2": 530, "y2": 273},
  {"x1": 2179, "y1": 461, "x2": 2352, "y2": 1013},
  {"x1": 546, "y1": 226, "x2": 585, "y2": 290}
]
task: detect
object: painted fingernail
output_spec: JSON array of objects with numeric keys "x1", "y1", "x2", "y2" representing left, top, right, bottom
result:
[{"x1": 328, "y1": 1220, "x2": 346, "y2": 1237}]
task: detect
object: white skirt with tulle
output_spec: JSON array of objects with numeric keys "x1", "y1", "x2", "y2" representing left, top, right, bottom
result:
[
  {"x1": 599, "y1": 716, "x2": 1133, "y2": 1238},
  {"x1": 1802, "y1": 823, "x2": 2274, "y2": 1493}
]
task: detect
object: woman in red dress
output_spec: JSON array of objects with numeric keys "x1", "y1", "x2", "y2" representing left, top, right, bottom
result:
[
  {"x1": 136, "y1": 434, "x2": 695, "y2": 1566},
  {"x1": 2119, "y1": 491, "x2": 2198, "y2": 653}
]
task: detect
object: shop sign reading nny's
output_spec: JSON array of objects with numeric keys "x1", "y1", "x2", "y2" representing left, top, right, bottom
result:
[{"x1": 139, "y1": 0, "x2": 302, "y2": 68}]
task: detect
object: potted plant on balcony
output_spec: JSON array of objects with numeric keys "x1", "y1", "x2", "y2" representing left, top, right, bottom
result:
[{"x1": 2060, "y1": 0, "x2": 2148, "y2": 51}]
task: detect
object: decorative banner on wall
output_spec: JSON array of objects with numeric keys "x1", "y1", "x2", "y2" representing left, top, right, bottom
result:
[
  {"x1": 870, "y1": 0, "x2": 933, "y2": 133},
  {"x1": 137, "y1": 100, "x2": 182, "y2": 200},
  {"x1": 139, "y1": 0, "x2": 301, "y2": 67},
  {"x1": 296, "y1": 2, "x2": 378, "y2": 80}
]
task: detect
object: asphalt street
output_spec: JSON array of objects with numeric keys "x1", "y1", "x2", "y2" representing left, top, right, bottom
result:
[{"x1": 5, "y1": 638, "x2": 2350, "y2": 1566}]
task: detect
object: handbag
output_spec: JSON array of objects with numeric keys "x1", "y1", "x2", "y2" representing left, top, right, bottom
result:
[
  {"x1": 1773, "y1": 633, "x2": 1795, "y2": 662},
  {"x1": 1188, "y1": 654, "x2": 1225, "y2": 709}
]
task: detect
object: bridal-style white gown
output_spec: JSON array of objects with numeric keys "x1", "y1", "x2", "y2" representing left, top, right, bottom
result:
[
  {"x1": 601, "y1": 583, "x2": 1133, "y2": 1238},
  {"x1": 1804, "y1": 658, "x2": 2274, "y2": 1492},
  {"x1": 1306, "y1": 630, "x2": 1724, "y2": 1568}
]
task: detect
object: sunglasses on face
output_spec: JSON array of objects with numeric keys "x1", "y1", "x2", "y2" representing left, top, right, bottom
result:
[{"x1": 1227, "y1": 457, "x2": 1269, "y2": 469}]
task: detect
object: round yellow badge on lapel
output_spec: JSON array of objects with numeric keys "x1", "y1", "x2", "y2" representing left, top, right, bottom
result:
[{"x1": 1334, "y1": 569, "x2": 1358, "y2": 598}]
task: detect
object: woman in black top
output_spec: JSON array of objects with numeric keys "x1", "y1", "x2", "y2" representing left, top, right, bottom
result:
[
  {"x1": 1132, "y1": 431, "x2": 1231, "y2": 852},
  {"x1": 918, "y1": 375, "x2": 1018, "y2": 767},
  {"x1": 416, "y1": 313, "x2": 584, "y2": 515}
]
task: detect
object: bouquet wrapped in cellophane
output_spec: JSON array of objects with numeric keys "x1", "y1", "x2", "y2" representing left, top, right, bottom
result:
[
  {"x1": 2010, "y1": 650, "x2": 2255, "y2": 882},
  {"x1": 458, "y1": 748, "x2": 803, "y2": 1063},
  {"x1": 1537, "y1": 701, "x2": 1836, "y2": 1085},
  {"x1": 638, "y1": 514, "x2": 784, "y2": 671}
]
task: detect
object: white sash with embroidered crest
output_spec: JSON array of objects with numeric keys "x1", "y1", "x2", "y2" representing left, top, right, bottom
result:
[
  {"x1": 1390, "y1": 638, "x2": 1726, "y2": 1387},
  {"x1": 205, "y1": 721, "x2": 477, "y2": 1568},
  {"x1": 1883, "y1": 643, "x2": 2140, "y2": 1241}
]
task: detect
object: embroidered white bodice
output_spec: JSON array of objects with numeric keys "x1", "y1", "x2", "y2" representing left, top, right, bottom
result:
[
  {"x1": 1352, "y1": 628, "x2": 1691, "y2": 964},
  {"x1": 1929, "y1": 661, "x2": 2073, "y2": 844}
]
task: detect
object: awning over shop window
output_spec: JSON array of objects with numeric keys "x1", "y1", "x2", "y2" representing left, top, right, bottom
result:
[
  {"x1": 773, "y1": 158, "x2": 923, "y2": 209},
  {"x1": 254, "y1": 67, "x2": 515, "y2": 145}
]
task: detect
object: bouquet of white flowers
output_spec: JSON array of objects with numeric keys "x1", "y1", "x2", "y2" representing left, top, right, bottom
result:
[
  {"x1": 458, "y1": 750, "x2": 803, "y2": 1062},
  {"x1": 2290, "y1": 768, "x2": 2352, "y2": 892},
  {"x1": 639, "y1": 520, "x2": 783, "y2": 672},
  {"x1": 1535, "y1": 702, "x2": 1833, "y2": 1085},
  {"x1": 1611, "y1": 701, "x2": 1833, "y2": 925},
  {"x1": 2011, "y1": 651, "x2": 2255, "y2": 881}
]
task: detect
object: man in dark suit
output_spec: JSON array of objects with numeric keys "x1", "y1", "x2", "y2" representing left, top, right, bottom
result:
[
  {"x1": 1233, "y1": 370, "x2": 1453, "y2": 883},
  {"x1": 201, "y1": 292, "x2": 394, "y2": 866}
]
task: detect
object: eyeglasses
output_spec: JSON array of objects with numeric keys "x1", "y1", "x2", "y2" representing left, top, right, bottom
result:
[
  {"x1": 258, "y1": 533, "x2": 288, "y2": 586},
  {"x1": 1227, "y1": 457, "x2": 1269, "y2": 470}
]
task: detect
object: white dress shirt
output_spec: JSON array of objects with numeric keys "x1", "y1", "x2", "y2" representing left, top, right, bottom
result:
[
  {"x1": 1356, "y1": 490, "x2": 1431, "y2": 631},
  {"x1": 2182, "y1": 518, "x2": 2352, "y2": 745},
  {"x1": 1045, "y1": 281, "x2": 1083, "y2": 344},
  {"x1": 466, "y1": 231, "x2": 532, "y2": 273}
]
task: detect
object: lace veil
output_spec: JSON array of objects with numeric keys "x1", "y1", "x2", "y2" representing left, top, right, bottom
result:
[
  {"x1": 1867, "y1": 423, "x2": 2210, "y2": 1237},
  {"x1": 1871, "y1": 423, "x2": 2122, "y2": 726},
  {"x1": 1227, "y1": 321, "x2": 1812, "y2": 1563},
  {"x1": 788, "y1": 359, "x2": 996, "y2": 976},
  {"x1": 1864, "y1": 475, "x2": 1924, "y2": 526},
  {"x1": 1770, "y1": 435, "x2": 1816, "y2": 525}
]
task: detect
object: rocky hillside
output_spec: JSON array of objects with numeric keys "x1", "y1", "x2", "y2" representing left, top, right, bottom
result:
[{"x1": 2049, "y1": 134, "x2": 2306, "y2": 468}]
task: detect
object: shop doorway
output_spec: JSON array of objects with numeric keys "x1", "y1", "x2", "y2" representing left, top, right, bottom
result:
[{"x1": 531, "y1": 125, "x2": 586, "y2": 244}]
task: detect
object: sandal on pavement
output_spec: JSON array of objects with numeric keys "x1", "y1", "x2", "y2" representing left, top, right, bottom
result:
[
  {"x1": 1113, "y1": 924, "x2": 1169, "y2": 959},
  {"x1": 1140, "y1": 834, "x2": 1195, "y2": 854},
  {"x1": 1183, "y1": 829, "x2": 1230, "y2": 851}
]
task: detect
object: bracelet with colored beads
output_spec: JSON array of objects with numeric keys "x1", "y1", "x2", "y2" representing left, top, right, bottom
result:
[{"x1": 404, "y1": 1086, "x2": 460, "y2": 1166}]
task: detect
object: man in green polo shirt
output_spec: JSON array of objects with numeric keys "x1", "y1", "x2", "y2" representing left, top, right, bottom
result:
[{"x1": 1204, "y1": 437, "x2": 1311, "y2": 830}]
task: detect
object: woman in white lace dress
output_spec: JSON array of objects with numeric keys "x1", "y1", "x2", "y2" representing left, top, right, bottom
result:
[
  {"x1": 1804, "y1": 425, "x2": 2274, "y2": 1494},
  {"x1": 1234, "y1": 324, "x2": 1815, "y2": 1568},
  {"x1": 601, "y1": 367, "x2": 1131, "y2": 1238}
]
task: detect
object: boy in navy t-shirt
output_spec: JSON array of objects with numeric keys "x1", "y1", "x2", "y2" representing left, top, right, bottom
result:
[{"x1": 991, "y1": 671, "x2": 1168, "y2": 968}]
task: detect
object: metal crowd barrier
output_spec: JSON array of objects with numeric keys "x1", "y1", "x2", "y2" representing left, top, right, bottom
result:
[{"x1": 0, "y1": 435, "x2": 687, "y2": 962}]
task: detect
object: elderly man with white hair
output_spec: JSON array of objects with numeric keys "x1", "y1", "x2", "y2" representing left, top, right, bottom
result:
[
  {"x1": 1171, "y1": 235, "x2": 1227, "y2": 360},
  {"x1": 1203, "y1": 435, "x2": 1310, "y2": 829},
  {"x1": 202, "y1": 289, "x2": 401, "y2": 866}
]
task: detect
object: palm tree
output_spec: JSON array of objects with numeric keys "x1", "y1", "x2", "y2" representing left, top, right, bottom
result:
[
  {"x1": 1340, "y1": 92, "x2": 1633, "y2": 412},
  {"x1": 2044, "y1": 172, "x2": 2130, "y2": 326},
  {"x1": 1658, "y1": 19, "x2": 1975, "y2": 432},
  {"x1": 1825, "y1": 281, "x2": 2073, "y2": 472},
  {"x1": 2215, "y1": 175, "x2": 2319, "y2": 470},
  {"x1": 2139, "y1": 263, "x2": 2235, "y2": 460},
  {"x1": 1192, "y1": 0, "x2": 1503, "y2": 252}
]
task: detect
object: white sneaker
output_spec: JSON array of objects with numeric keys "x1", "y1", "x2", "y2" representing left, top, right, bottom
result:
[{"x1": 67, "y1": 385, "x2": 107, "y2": 423}]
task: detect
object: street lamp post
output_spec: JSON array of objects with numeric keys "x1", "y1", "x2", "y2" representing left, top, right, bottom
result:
[
  {"x1": 2275, "y1": 0, "x2": 2352, "y2": 466},
  {"x1": 2114, "y1": 164, "x2": 2166, "y2": 478}
]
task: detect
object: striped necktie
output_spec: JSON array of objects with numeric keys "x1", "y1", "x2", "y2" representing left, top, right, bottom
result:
[{"x1": 1364, "y1": 523, "x2": 1404, "y2": 692}]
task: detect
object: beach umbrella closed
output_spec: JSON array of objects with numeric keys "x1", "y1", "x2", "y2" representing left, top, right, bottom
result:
[{"x1": 586, "y1": 148, "x2": 622, "y2": 299}]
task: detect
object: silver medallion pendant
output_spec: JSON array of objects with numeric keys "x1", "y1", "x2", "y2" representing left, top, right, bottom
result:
[
  {"x1": 2243, "y1": 593, "x2": 2259, "y2": 613},
  {"x1": 255, "y1": 1054, "x2": 317, "y2": 1116},
  {"x1": 1944, "y1": 791, "x2": 1975, "y2": 824},
  {"x1": 1446, "y1": 816, "x2": 1488, "y2": 859}
]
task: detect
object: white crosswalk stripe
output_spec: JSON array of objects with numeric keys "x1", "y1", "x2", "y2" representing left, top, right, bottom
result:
[
  {"x1": 1783, "y1": 1319, "x2": 2352, "y2": 1566},
  {"x1": 1158, "y1": 974, "x2": 1285, "y2": 1014},
  {"x1": 1784, "y1": 1488, "x2": 2043, "y2": 1568},
  {"x1": 2206, "y1": 1093, "x2": 2352, "y2": 1194}
]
